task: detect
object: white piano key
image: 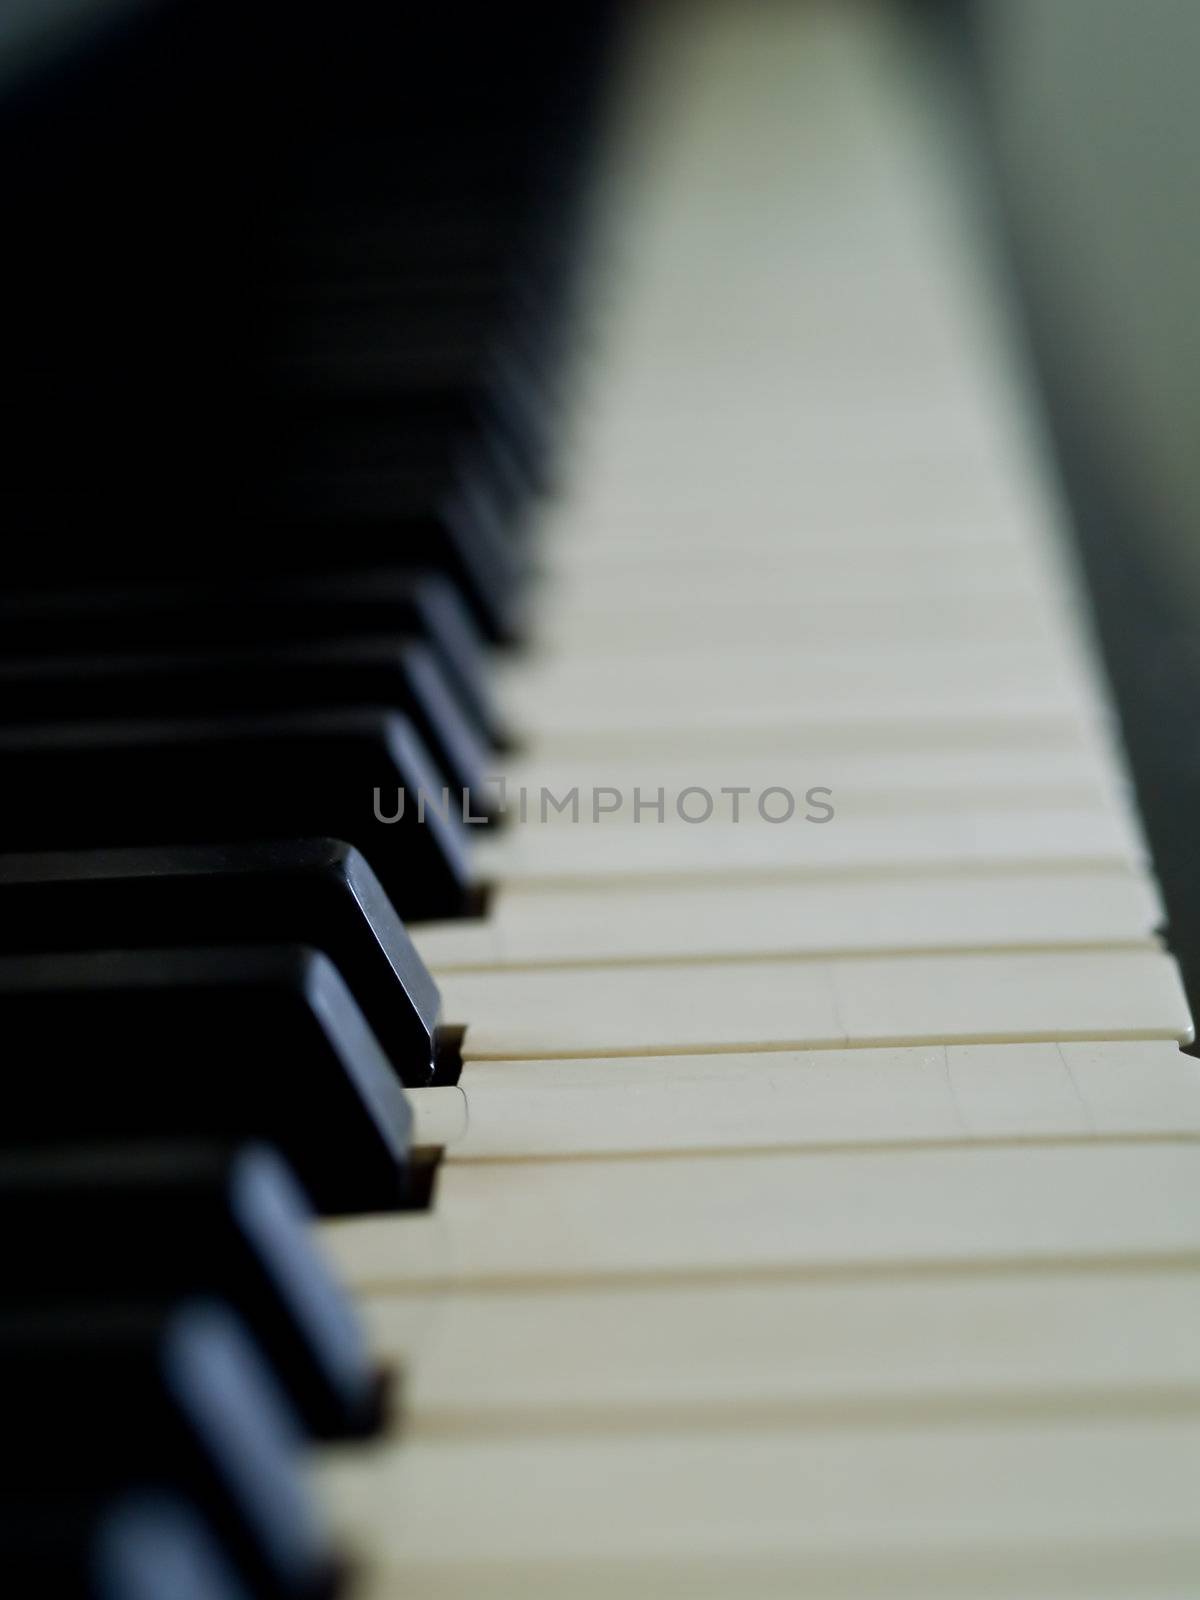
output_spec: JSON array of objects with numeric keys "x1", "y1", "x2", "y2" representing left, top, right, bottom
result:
[
  {"x1": 530, "y1": 591, "x2": 1064, "y2": 656},
  {"x1": 494, "y1": 746, "x2": 1127, "y2": 823},
  {"x1": 323, "y1": 1420, "x2": 1200, "y2": 1596},
  {"x1": 472, "y1": 805, "x2": 1146, "y2": 887},
  {"x1": 442, "y1": 949, "x2": 1190, "y2": 1063},
  {"x1": 359, "y1": 1267, "x2": 1200, "y2": 1430},
  {"x1": 408, "y1": 1041, "x2": 1200, "y2": 1160},
  {"x1": 538, "y1": 546, "x2": 1060, "y2": 609},
  {"x1": 507, "y1": 711, "x2": 1107, "y2": 762},
  {"x1": 499, "y1": 645, "x2": 1104, "y2": 737},
  {"x1": 414, "y1": 869, "x2": 1162, "y2": 971},
  {"x1": 543, "y1": 536, "x2": 1053, "y2": 582},
  {"x1": 321, "y1": 1141, "x2": 1200, "y2": 1291}
]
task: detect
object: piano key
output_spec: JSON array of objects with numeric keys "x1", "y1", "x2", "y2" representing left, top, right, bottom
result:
[
  {"x1": 499, "y1": 642, "x2": 1105, "y2": 736},
  {"x1": 360, "y1": 1265, "x2": 1200, "y2": 1430},
  {"x1": 321, "y1": 1419, "x2": 1200, "y2": 1597},
  {"x1": 440, "y1": 948, "x2": 1191, "y2": 1062},
  {"x1": 495, "y1": 742, "x2": 1130, "y2": 815},
  {"x1": 0, "y1": 571, "x2": 499, "y2": 745},
  {"x1": 407, "y1": 1040, "x2": 1200, "y2": 1160},
  {"x1": 0, "y1": 1141, "x2": 383, "y2": 1439},
  {"x1": 322, "y1": 1140, "x2": 1200, "y2": 1290},
  {"x1": 0, "y1": 639, "x2": 491, "y2": 805},
  {"x1": 538, "y1": 540, "x2": 1066, "y2": 609},
  {"x1": 526, "y1": 589, "x2": 1065, "y2": 655},
  {"x1": 0, "y1": 710, "x2": 473, "y2": 922},
  {"x1": 542, "y1": 534, "x2": 1062, "y2": 584},
  {"x1": 0, "y1": 1493, "x2": 252, "y2": 1600},
  {"x1": 547, "y1": 465, "x2": 1056, "y2": 558},
  {"x1": 275, "y1": 303, "x2": 553, "y2": 483},
  {"x1": 0, "y1": 946, "x2": 412, "y2": 1214},
  {"x1": 471, "y1": 804, "x2": 1146, "y2": 885},
  {"x1": 413, "y1": 869, "x2": 1162, "y2": 971},
  {"x1": 0, "y1": 1301, "x2": 332, "y2": 1600},
  {"x1": 261, "y1": 439, "x2": 526, "y2": 643},
  {"x1": 501, "y1": 707, "x2": 1107, "y2": 762},
  {"x1": 0, "y1": 840, "x2": 443, "y2": 1084}
]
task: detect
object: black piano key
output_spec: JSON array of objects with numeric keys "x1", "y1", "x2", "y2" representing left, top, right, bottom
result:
[
  {"x1": 0, "y1": 945, "x2": 412, "y2": 1214},
  {"x1": 0, "y1": 1301, "x2": 334, "y2": 1600},
  {"x1": 274, "y1": 302, "x2": 554, "y2": 484},
  {"x1": 0, "y1": 571, "x2": 500, "y2": 746},
  {"x1": 0, "y1": 1141, "x2": 384, "y2": 1440},
  {"x1": 0, "y1": 1493, "x2": 252, "y2": 1600},
  {"x1": 0, "y1": 637, "x2": 492, "y2": 810},
  {"x1": 0, "y1": 839, "x2": 443, "y2": 1084},
  {"x1": 0, "y1": 709, "x2": 474, "y2": 922},
  {"x1": 12, "y1": 453, "x2": 526, "y2": 646}
]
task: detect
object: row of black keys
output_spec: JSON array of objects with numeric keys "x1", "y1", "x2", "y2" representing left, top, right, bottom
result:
[
  {"x1": 0, "y1": 653, "x2": 481, "y2": 1596},
  {"x1": 0, "y1": 515, "x2": 506, "y2": 1581},
  {"x1": 2, "y1": 4, "x2": 615, "y2": 1593}
]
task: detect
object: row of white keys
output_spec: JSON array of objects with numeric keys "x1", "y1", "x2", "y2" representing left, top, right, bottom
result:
[{"x1": 320, "y1": 2, "x2": 1200, "y2": 1595}]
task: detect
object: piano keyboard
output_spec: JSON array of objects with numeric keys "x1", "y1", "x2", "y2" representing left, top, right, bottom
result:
[{"x1": 2, "y1": 1, "x2": 1198, "y2": 1597}]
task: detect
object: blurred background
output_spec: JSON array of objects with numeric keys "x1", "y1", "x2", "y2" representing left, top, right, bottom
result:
[{"x1": 955, "y1": 0, "x2": 1200, "y2": 1029}]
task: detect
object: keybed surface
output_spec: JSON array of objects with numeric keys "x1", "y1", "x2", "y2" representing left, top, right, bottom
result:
[{"x1": 319, "y1": 2, "x2": 1200, "y2": 1594}]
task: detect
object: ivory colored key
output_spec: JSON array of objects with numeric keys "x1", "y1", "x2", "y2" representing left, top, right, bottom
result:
[
  {"x1": 506, "y1": 709, "x2": 1105, "y2": 761},
  {"x1": 322, "y1": 1420, "x2": 1200, "y2": 1598},
  {"x1": 499, "y1": 644, "x2": 1103, "y2": 737},
  {"x1": 541, "y1": 535, "x2": 1060, "y2": 591},
  {"x1": 472, "y1": 804, "x2": 1146, "y2": 885},
  {"x1": 543, "y1": 537, "x2": 1056, "y2": 585},
  {"x1": 496, "y1": 743, "x2": 1129, "y2": 818},
  {"x1": 548, "y1": 457, "x2": 1060, "y2": 554},
  {"x1": 437, "y1": 948, "x2": 1190, "y2": 1062},
  {"x1": 524, "y1": 598, "x2": 1081, "y2": 672},
  {"x1": 359, "y1": 1267, "x2": 1200, "y2": 1431},
  {"x1": 419, "y1": 866, "x2": 1162, "y2": 970},
  {"x1": 414, "y1": 869, "x2": 1162, "y2": 971},
  {"x1": 407, "y1": 1041, "x2": 1200, "y2": 1161},
  {"x1": 322, "y1": 1141, "x2": 1200, "y2": 1291},
  {"x1": 534, "y1": 561, "x2": 1060, "y2": 618}
]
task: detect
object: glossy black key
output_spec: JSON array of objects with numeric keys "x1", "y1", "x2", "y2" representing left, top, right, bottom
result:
[
  {"x1": 0, "y1": 709, "x2": 474, "y2": 922},
  {"x1": 0, "y1": 839, "x2": 443, "y2": 1083},
  {"x1": 0, "y1": 1493, "x2": 252, "y2": 1600},
  {"x1": 0, "y1": 1141, "x2": 385, "y2": 1438},
  {"x1": 0, "y1": 572, "x2": 499, "y2": 745},
  {"x1": 262, "y1": 420, "x2": 526, "y2": 643},
  {"x1": 0, "y1": 1302, "x2": 333, "y2": 1600},
  {"x1": 0, "y1": 946, "x2": 412, "y2": 1214},
  {"x1": 0, "y1": 638, "x2": 492, "y2": 815}
]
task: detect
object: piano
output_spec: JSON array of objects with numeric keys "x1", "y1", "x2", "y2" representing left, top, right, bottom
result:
[{"x1": 3, "y1": 1, "x2": 1199, "y2": 1595}]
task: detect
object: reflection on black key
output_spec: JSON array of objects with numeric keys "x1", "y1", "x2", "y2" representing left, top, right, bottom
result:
[
  {"x1": 0, "y1": 709, "x2": 473, "y2": 922},
  {"x1": 0, "y1": 839, "x2": 443, "y2": 1083},
  {"x1": 0, "y1": 946, "x2": 412, "y2": 1214},
  {"x1": 0, "y1": 639, "x2": 492, "y2": 807},
  {"x1": 0, "y1": 1141, "x2": 384, "y2": 1438},
  {"x1": 0, "y1": 1302, "x2": 333, "y2": 1599},
  {"x1": 0, "y1": 1493, "x2": 252, "y2": 1600}
]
